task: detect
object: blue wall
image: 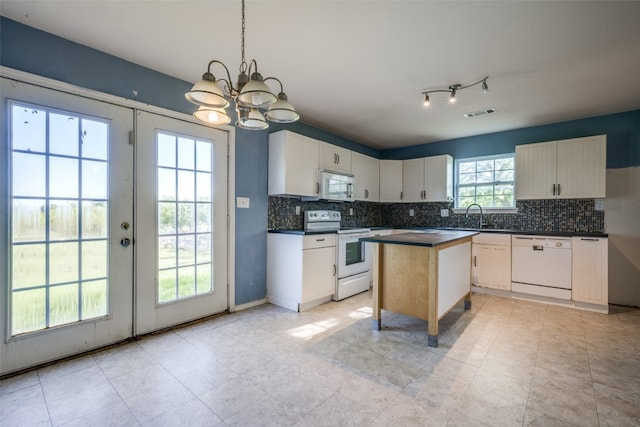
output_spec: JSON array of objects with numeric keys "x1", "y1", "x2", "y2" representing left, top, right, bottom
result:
[{"x1": 381, "y1": 110, "x2": 640, "y2": 169}]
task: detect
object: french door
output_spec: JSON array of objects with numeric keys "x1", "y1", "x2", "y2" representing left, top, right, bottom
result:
[
  {"x1": 134, "y1": 111, "x2": 228, "y2": 334},
  {"x1": 0, "y1": 79, "x2": 134, "y2": 374},
  {"x1": 1, "y1": 79, "x2": 230, "y2": 375}
]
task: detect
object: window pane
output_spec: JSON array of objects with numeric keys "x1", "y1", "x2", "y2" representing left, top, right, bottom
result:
[
  {"x1": 12, "y1": 105, "x2": 46, "y2": 152},
  {"x1": 49, "y1": 200, "x2": 79, "y2": 241},
  {"x1": 495, "y1": 170, "x2": 514, "y2": 182},
  {"x1": 476, "y1": 160, "x2": 494, "y2": 172},
  {"x1": 158, "y1": 269, "x2": 176, "y2": 303},
  {"x1": 82, "y1": 201, "x2": 108, "y2": 238},
  {"x1": 12, "y1": 244, "x2": 46, "y2": 289},
  {"x1": 158, "y1": 238, "x2": 177, "y2": 269},
  {"x1": 177, "y1": 137, "x2": 195, "y2": 170},
  {"x1": 477, "y1": 196, "x2": 494, "y2": 206},
  {"x1": 197, "y1": 234, "x2": 211, "y2": 263},
  {"x1": 13, "y1": 153, "x2": 46, "y2": 197},
  {"x1": 495, "y1": 195, "x2": 514, "y2": 207},
  {"x1": 158, "y1": 168, "x2": 176, "y2": 201},
  {"x1": 157, "y1": 133, "x2": 176, "y2": 167},
  {"x1": 49, "y1": 242, "x2": 79, "y2": 284},
  {"x1": 49, "y1": 284, "x2": 79, "y2": 327},
  {"x1": 50, "y1": 157, "x2": 79, "y2": 198},
  {"x1": 49, "y1": 113, "x2": 79, "y2": 156},
  {"x1": 196, "y1": 172, "x2": 211, "y2": 202},
  {"x1": 178, "y1": 266, "x2": 196, "y2": 298},
  {"x1": 177, "y1": 203, "x2": 194, "y2": 233},
  {"x1": 159, "y1": 202, "x2": 176, "y2": 233},
  {"x1": 81, "y1": 119, "x2": 108, "y2": 160},
  {"x1": 12, "y1": 289, "x2": 46, "y2": 334},
  {"x1": 459, "y1": 187, "x2": 476, "y2": 197},
  {"x1": 196, "y1": 264, "x2": 212, "y2": 294},
  {"x1": 82, "y1": 280, "x2": 108, "y2": 319},
  {"x1": 82, "y1": 241, "x2": 107, "y2": 280},
  {"x1": 178, "y1": 170, "x2": 195, "y2": 201},
  {"x1": 178, "y1": 235, "x2": 195, "y2": 266},
  {"x1": 196, "y1": 141, "x2": 212, "y2": 172},
  {"x1": 459, "y1": 173, "x2": 476, "y2": 185},
  {"x1": 82, "y1": 160, "x2": 108, "y2": 199},
  {"x1": 459, "y1": 197, "x2": 476, "y2": 207},
  {"x1": 477, "y1": 185, "x2": 494, "y2": 196},
  {"x1": 197, "y1": 203, "x2": 211, "y2": 232},
  {"x1": 476, "y1": 172, "x2": 493, "y2": 183},
  {"x1": 459, "y1": 162, "x2": 476, "y2": 174},
  {"x1": 495, "y1": 157, "x2": 514, "y2": 170},
  {"x1": 13, "y1": 199, "x2": 46, "y2": 242}
]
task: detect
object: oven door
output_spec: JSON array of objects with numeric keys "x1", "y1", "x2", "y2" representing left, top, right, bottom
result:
[{"x1": 338, "y1": 234, "x2": 370, "y2": 278}]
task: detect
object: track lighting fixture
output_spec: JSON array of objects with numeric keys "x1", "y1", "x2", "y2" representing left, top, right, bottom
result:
[
  {"x1": 422, "y1": 77, "x2": 489, "y2": 107},
  {"x1": 185, "y1": 0, "x2": 299, "y2": 129}
]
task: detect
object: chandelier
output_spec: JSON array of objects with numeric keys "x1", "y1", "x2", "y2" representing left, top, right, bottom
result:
[
  {"x1": 422, "y1": 76, "x2": 489, "y2": 106},
  {"x1": 185, "y1": 0, "x2": 299, "y2": 130}
]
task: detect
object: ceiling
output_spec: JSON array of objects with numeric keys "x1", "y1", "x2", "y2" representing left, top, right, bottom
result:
[{"x1": 2, "y1": 1, "x2": 640, "y2": 150}]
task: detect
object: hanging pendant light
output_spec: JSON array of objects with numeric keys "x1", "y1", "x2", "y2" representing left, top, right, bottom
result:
[
  {"x1": 184, "y1": 0, "x2": 298, "y2": 129},
  {"x1": 193, "y1": 106, "x2": 232, "y2": 125},
  {"x1": 237, "y1": 108, "x2": 268, "y2": 130}
]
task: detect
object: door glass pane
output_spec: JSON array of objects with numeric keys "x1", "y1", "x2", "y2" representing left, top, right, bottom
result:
[
  {"x1": 8, "y1": 102, "x2": 110, "y2": 336},
  {"x1": 345, "y1": 241, "x2": 364, "y2": 266},
  {"x1": 156, "y1": 131, "x2": 214, "y2": 303}
]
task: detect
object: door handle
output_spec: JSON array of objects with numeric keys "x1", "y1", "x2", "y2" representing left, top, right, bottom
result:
[{"x1": 120, "y1": 238, "x2": 131, "y2": 247}]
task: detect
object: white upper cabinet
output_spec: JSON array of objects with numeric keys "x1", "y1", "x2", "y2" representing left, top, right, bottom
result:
[
  {"x1": 402, "y1": 155, "x2": 453, "y2": 202},
  {"x1": 379, "y1": 160, "x2": 403, "y2": 202},
  {"x1": 516, "y1": 135, "x2": 606, "y2": 199},
  {"x1": 351, "y1": 152, "x2": 380, "y2": 201},
  {"x1": 269, "y1": 130, "x2": 319, "y2": 198},
  {"x1": 402, "y1": 158, "x2": 425, "y2": 202},
  {"x1": 319, "y1": 142, "x2": 352, "y2": 174},
  {"x1": 425, "y1": 155, "x2": 453, "y2": 202}
]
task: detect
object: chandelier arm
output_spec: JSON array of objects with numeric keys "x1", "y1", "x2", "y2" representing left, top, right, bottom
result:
[
  {"x1": 264, "y1": 77, "x2": 284, "y2": 93},
  {"x1": 207, "y1": 60, "x2": 237, "y2": 97}
]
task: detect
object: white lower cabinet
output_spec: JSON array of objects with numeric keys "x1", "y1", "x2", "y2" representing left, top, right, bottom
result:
[
  {"x1": 267, "y1": 233, "x2": 336, "y2": 312},
  {"x1": 572, "y1": 237, "x2": 608, "y2": 306},
  {"x1": 472, "y1": 233, "x2": 511, "y2": 290}
]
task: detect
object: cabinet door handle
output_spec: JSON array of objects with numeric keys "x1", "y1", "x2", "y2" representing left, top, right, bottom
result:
[
  {"x1": 316, "y1": 238, "x2": 325, "y2": 242},
  {"x1": 316, "y1": 182, "x2": 320, "y2": 194},
  {"x1": 400, "y1": 191, "x2": 403, "y2": 200},
  {"x1": 552, "y1": 184, "x2": 556, "y2": 196},
  {"x1": 337, "y1": 154, "x2": 340, "y2": 164},
  {"x1": 365, "y1": 189, "x2": 369, "y2": 199},
  {"x1": 557, "y1": 184, "x2": 561, "y2": 195},
  {"x1": 581, "y1": 238, "x2": 599, "y2": 242},
  {"x1": 473, "y1": 256, "x2": 477, "y2": 267},
  {"x1": 333, "y1": 264, "x2": 336, "y2": 276}
]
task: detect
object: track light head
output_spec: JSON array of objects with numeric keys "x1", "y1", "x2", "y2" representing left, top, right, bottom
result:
[
  {"x1": 482, "y1": 79, "x2": 489, "y2": 93},
  {"x1": 449, "y1": 90, "x2": 456, "y2": 103},
  {"x1": 423, "y1": 93, "x2": 430, "y2": 107}
]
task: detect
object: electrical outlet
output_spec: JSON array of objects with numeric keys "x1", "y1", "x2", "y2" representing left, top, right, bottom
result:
[
  {"x1": 349, "y1": 208, "x2": 354, "y2": 215},
  {"x1": 409, "y1": 209, "x2": 415, "y2": 217},
  {"x1": 440, "y1": 209, "x2": 449, "y2": 217},
  {"x1": 295, "y1": 206, "x2": 301, "y2": 215},
  {"x1": 236, "y1": 197, "x2": 250, "y2": 208},
  {"x1": 594, "y1": 199, "x2": 604, "y2": 211}
]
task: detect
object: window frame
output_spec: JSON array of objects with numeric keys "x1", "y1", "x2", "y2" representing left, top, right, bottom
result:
[{"x1": 454, "y1": 152, "x2": 517, "y2": 211}]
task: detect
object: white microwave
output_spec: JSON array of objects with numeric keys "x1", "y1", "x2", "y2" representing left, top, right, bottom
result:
[{"x1": 318, "y1": 169, "x2": 355, "y2": 202}]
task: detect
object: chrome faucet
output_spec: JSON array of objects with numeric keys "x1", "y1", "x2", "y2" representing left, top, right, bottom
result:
[{"x1": 465, "y1": 203, "x2": 484, "y2": 229}]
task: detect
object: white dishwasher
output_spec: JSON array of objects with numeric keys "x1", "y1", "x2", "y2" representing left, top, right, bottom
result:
[{"x1": 511, "y1": 235, "x2": 572, "y2": 299}]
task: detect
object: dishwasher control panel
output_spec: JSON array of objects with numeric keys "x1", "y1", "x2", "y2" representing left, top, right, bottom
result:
[{"x1": 511, "y1": 235, "x2": 572, "y2": 250}]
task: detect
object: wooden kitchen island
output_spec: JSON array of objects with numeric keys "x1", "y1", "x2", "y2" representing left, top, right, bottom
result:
[{"x1": 360, "y1": 230, "x2": 477, "y2": 347}]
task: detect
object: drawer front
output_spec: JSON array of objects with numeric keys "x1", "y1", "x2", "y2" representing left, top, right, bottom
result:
[
  {"x1": 303, "y1": 234, "x2": 336, "y2": 249},
  {"x1": 472, "y1": 232, "x2": 511, "y2": 246}
]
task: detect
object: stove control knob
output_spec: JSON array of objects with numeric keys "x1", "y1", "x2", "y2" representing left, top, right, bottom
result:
[{"x1": 556, "y1": 242, "x2": 562, "y2": 247}]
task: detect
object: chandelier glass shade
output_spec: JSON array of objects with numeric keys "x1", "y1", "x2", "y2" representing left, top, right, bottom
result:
[{"x1": 184, "y1": 0, "x2": 299, "y2": 129}]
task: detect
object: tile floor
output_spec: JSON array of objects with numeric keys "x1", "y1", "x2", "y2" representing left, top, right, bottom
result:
[{"x1": 1, "y1": 291, "x2": 640, "y2": 426}]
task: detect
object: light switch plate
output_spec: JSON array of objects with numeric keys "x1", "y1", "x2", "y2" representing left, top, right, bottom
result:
[
  {"x1": 409, "y1": 209, "x2": 415, "y2": 217},
  {"x1": 594, "y1": 199, "x2": 604, "y2": 211},
  {"x1": 295, "y1": 206, "x2": 301, "y2": 215},
  {"x1": 236, "y1": 197, "x2": 250, "y2": 208},
  {"x1": 441, "y1": 209, "x2": 449, "y2": 217},
  {"x1": 349, "y1": 208, "x2": 353, "y2": 215}
]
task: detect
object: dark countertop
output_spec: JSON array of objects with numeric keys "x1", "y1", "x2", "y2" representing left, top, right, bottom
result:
[
  {"x1": 360, "y1": 230, "x2": 478, "y2": 247},
  {"x1": 268, "y1": 227, "x2": 608, "y2": 238}
]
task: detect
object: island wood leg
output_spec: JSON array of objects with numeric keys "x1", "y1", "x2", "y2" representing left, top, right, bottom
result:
[
  {"x1": 371, "y1": 243, "x2": 382, "y2": 331},
  {"x1": 427, "y1": 247, "x2": 439, "y2": 347}
]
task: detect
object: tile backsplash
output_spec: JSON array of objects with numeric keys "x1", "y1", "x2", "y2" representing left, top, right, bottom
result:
[{"x1": 268, "y1": 196, "x2": 605, "y2": 233}]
